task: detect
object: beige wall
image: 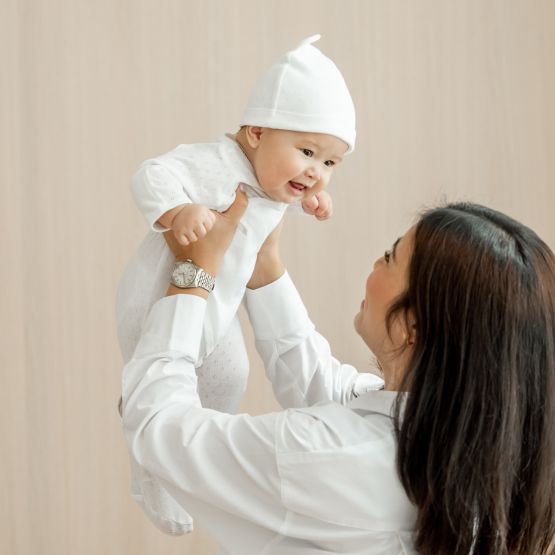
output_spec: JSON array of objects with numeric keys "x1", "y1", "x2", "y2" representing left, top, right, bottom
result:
[{"x1": 1, "y1": 1, "x2": 554, "y2": 553}]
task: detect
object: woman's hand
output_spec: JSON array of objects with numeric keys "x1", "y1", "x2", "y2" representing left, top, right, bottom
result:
[
  {"x1": 164, "y1": 188, "x2": 248, "y2": 278},
  {"x1": 247, "y1": 216, "x2": 286, "y2": 290}
]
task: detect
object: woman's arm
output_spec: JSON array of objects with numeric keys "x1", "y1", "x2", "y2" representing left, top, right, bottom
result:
[
  {"x1": 163, "y1": 188, "x2": 248, "y2": 298},
  {"x1": 121, "y1": 290, "x2": 300, "y2": 550},
  {"x1": 245, "y1": 219, "x2": 286, "y2": 290},
  {"x1": 245, "y1": 221, "x2": 383, "y2": 409},
  {"x1": 122, "y1": 190, "x2": 290, "y2": 535}
]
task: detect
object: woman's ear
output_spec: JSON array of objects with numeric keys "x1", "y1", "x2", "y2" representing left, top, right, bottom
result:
[
  {"x1": 405, "y1": 309, "x2": 417, "y2": 346},
  {"x1": 389, "y1": 311, "x2": 415, "y2": 351},
  {"x1": 245, "y1": 126, "x2": 264, "y2": 149}
]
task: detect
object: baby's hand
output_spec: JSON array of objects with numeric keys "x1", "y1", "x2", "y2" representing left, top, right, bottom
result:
[
  {"x1": 301, "y1": 191, "x2": 333, "y2": 221},
  {"x1": 171, "y1": 204, "x2": 217, "y2": 246}
]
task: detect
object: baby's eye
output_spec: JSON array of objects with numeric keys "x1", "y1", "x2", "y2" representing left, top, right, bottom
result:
[
  {"x1": 324, "y1": 160, "x2": 335, "y2": 167},
  {"x1": 301, "y1": 148, "x2": 314, "y2": 157},
  {"x1": 384, "y1": 250, "x2": 391, "y2": 263}
]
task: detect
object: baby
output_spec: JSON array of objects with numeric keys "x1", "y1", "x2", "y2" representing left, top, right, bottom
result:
[{"x1": 117, "y1": 34, "x2": 355, "y2": 535}]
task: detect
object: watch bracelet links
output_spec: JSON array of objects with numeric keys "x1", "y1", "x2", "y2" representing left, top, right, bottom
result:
[{"x1": 197, "y1": 271, "x2": 215, "y2": 292}]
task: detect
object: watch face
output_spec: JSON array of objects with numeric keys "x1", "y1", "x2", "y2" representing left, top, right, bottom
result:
[{"x1": 172, "y1": 263, "x2": 196, "y2": 287}]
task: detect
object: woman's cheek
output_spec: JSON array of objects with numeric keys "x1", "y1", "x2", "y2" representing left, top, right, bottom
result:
[{"x1": 365, "y1": 272, "x2": 385, "y2": 306}]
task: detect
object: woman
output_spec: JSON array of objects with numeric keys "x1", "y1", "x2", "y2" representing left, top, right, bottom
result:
[{"x1": 122, "y1": 191, "x2": 555, "y2": 554}]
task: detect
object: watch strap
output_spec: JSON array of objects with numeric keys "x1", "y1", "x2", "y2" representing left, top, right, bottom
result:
[{"x1": 194, "y1": 267, "x2": 215, "y2": 292}]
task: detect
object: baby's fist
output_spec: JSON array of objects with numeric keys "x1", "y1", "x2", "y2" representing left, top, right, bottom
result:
[
  {"x1": 172, "y1": 204, "x2": 216, "y2": 246},
  {"x1": 301, "y1": 191, "x2": 333, "y2": 221}
]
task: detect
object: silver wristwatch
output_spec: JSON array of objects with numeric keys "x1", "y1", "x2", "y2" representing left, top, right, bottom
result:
[{"x1": 170, "y1": 259, "x2": 215, "y2": 292}]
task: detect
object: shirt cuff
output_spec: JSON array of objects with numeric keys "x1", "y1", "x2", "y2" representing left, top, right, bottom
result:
[
  {"x1": 352, "y1": 372, "x2": 385, "y2": 396},
  {"x1": 244, "y1": 271, "x2": 314, "y2": 341},
  {"x1": 133, "y1": 294, "x2": 207, "y2": 362}
]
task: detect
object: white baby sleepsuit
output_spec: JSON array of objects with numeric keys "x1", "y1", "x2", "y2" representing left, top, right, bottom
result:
[{"x1": 116, "y1": 133, "x2": 288, "y2": 533}]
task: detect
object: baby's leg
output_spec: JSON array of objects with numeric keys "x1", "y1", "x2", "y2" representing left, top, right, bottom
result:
[
  {"x1": 132, "y1": 314, "x2": 249, "y2": 535},
  {"x1": 196, "y1": 314, "x2": 250, "y2": 414},
  {"x1": 117, "y1": 233, "x2": 194, "y2": 534},
  {"x1": 118, "y1": 246, "x2": 248, "y2": 535},
  {"x1": 116, "y1": 233, "x2": 249, "y2": 533}
]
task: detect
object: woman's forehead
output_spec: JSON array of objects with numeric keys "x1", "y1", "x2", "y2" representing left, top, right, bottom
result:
[{"x1": 395, "y1": 227, "x2": 415, "y2": 265}]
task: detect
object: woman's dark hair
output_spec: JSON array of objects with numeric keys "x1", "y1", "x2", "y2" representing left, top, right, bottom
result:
[{"x1": 389, "y1": 203, "x2": 555, "y2": 554}]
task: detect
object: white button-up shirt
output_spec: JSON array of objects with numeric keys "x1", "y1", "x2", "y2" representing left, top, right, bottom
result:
[{"x1": 122, "y1": 273, "x2": 417, "y2": 554}]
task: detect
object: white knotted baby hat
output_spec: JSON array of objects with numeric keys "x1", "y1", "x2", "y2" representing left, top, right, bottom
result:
[{"x1": 240, "y1": 34, "x2": 356, "y2": 153}]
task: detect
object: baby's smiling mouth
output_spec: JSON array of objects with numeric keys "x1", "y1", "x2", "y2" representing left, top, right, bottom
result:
[{"x1": 288, "y1": 181, "x2": 307, "y2": 192}]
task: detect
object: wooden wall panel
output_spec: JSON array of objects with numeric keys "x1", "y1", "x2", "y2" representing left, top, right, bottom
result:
[{"x1": 1, "y1": 1, "x2": 554, "y2": 553}]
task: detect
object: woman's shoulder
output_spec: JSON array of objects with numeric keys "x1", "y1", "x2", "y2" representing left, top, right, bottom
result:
[
  {"x1": 274, "y1": 400, "x2": 415, "y2": 532},
  {"x1": 277, "y1": 398, "x2": 396, "y2": 454}
]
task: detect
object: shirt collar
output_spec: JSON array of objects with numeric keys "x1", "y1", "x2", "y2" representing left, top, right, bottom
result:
[{"x1": 349, "y1": 390, "x2": 406, "y2": 420}]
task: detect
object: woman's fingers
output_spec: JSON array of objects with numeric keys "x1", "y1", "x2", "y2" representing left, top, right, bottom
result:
[
  {"x1": 222, "y1": 188, "x2": 249, "y2": 223},
  {"x1": 163, "y1": 190, "x2": 248, "y2": 272}
]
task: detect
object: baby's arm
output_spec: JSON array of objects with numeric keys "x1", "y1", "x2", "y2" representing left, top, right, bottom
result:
[
  {"x1": 159, "y1": 204, "x2": 216, "y2": 247},
  {"x1": 131, "y1": 156, "x2": 216, "y2": 246},
  {"x1": 300, "y1": 190, "x2": 333, "y2": 220},
  {"x1": 132, "y1": 159, "x2": 191, "y2": 231}
]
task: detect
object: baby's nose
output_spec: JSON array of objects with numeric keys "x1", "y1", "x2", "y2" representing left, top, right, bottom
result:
[{"x1": 305, "y1": 165, "x2": 319, "y2": 179}]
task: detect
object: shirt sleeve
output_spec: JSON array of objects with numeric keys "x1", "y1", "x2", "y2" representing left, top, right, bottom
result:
[
  {"x1": 121, "y1": 294, "x2": 287, "y2": 532},
  {"x1": 244, "y1": 272, "x2": 384, "y2": 409},
  {"x1": 131, "y1": 159, "x2": 192, "y2": 231}
]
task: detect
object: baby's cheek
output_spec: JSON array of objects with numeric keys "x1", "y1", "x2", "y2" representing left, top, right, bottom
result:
[{"x1": 322, "y1": 172, "x2": 333, "y2": 187}]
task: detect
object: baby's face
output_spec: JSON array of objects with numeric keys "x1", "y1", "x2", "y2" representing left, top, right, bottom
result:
[{"x1": 250, "y1": 129, "x2": 348, "y2": 203}]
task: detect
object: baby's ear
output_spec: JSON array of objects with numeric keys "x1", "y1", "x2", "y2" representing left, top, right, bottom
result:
[{"x1": 245, "y1": 126, "x2": 264, "y2": 148}]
